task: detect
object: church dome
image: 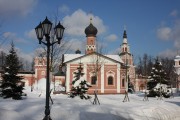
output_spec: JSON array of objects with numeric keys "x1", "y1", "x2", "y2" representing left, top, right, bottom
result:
[
  {"x1": 85, "y1": 23, "x2": 98, "y2": 37},
  {"x1": 75, "y1": 49, "x2": 81, "y2": 54}
]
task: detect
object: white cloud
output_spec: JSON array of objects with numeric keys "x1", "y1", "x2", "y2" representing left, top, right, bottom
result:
[
  {"x1": 158, "y1": 19, "x2": 180, "y2": 49},
  {"x1": 3, "y1": 32, "x2": 28, "y2": 44},
  {"x1": 108, "y1": 47, "x2": 120, "y2": 55},
  {"x1": 59, "y1": 4, "x2": 70, "y2": 14},
  {"x1": 105, "y1": 34, "x2": 118, "y2": 41},
  {"x1": 0, "y1": 0, "x2": 37, "y2": 18},
  {"x1": 170, "y1": 10, "x2": 178, "y2": 17},
  {"x1": 158, "y1": 49, "x2": 177, "y2": 58},
  {"x1": 25, "y1": 29, "x2": 37, "y2": 40},
  {"x1": 65, "y1": 38, "x2": 85, "y2": 53},
  {"x1": 172, "y1": 20, "x2": 180, "y2": 49},
  {"x1": 62, "y1": 9, "x2": 106, "y2": 37},
  {"x1": 3, "y1": 32, "x2": 16, "y2": 39},
  {"x1": 157, "y1": 19, "x2": 180, "y2": 57},
  {"x1": 156, "y1": 11, "x2": 180, "y2": 58},
  {"x1": 0, "y1": 44, "x2": 10, "y2": 53},
  {"x1": 157, "y1": 27, "x2": 172, "y2": 40},
  {"x1": 0, "y1": 44, "x2": 34, "y2": 63},
  {"x1": 157, "y1": 11, "x2": 180, "y2": 50},
  {"x1": 17, "y1": 48, "x2": 34, "y2": 63}
]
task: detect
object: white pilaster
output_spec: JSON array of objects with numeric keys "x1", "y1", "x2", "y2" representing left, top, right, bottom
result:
[
  {"x1": 35, "y1": 68, "x2": 37, "y2": 79},
  {"x1": 101, "y1": 64, "x2": 104, "y2": 93},
  {"x1": 117, "y1": 64, "x2": 120, "y2": 93},
  {"x1": 84, "y1": 63, "x2": 87, "y2": 81},
  {"x1": 66, "y1": 64, "x2": 70, "y2": 92}
]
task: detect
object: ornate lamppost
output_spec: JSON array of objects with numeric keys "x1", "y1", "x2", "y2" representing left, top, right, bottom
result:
[{"x1": 35, "y1": 16, "x2": 65, "y2": 120}]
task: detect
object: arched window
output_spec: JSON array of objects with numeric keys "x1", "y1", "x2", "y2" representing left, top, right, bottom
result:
[
  {"x1": 139, "y1": 84, "x2": 145, "y2": 91},
  {"x1": 39, "y1": 60, "x2": 42, "y2": 65},
  {"x1": 108, "y1": 76, "x2": 113, "y2": 85},
  {"x1": 122, "y1": 78, "x2": 125, "y2": 87},
  {"x1": 91, "y1": 76, "x2": 97, "y2": 85},
  {"x1": 125, "y1": 47, "x2": 127, "y2": 52},
  {"x1": 91, "y1": 40, "x2": 93, "y2": 45}
]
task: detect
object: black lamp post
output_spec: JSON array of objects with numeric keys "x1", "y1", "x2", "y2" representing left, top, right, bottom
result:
[{"x1": 35, "y1": 16, "x2": 65, "y2": 120}]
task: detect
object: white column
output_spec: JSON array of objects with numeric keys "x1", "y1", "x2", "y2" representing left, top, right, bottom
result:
[
  {"x1": 117, "y1": 64, "x2": 120, "y2": 93},
  {"x1": 66, "y1": 64, "x2": 70, "y2": 92},
  {"x1": 101, "y1": 64, "x2": 104, "y2": 93},
  {"x1": 84, "y1": 63, "x2": 87, "y2": 81},
  {"x1": 35, "y1": 68, "x2": 38, "y2": 79}
]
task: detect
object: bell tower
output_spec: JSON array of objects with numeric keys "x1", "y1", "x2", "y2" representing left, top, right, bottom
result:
[
  {"x1": 119, "y1": 30, "x2": 133, "y2": 66},
  {"x1": 34, "y1": 57, "x2": 47, "y2": 80},
  {"x1": 85, "y1": 18, "x2": 98, "y2": 54},
  {"x1": 119, "y1": 29, "x2": 136, "y2": 89}
]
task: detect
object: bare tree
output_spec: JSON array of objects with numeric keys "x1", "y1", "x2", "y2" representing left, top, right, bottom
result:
[
  {"x1": 88, "y1": 53, "x2": 106, "y2": 105},
  {"x1": 87, "y1": 37, "x2": 108, "y2": 105},
  {"x1": 136, "y1": 54, "x2": 154, "y2": 77},
  {"x1": 160, "y1": 57, "x2": 176, "y2": 88},
  {"x1": 136, "y1": 54, "x2": 177, "y2": 90}
]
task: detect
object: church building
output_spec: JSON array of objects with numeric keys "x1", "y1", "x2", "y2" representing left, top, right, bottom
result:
[
  {"x1": 1, "y1": 19, "x2": 143, "y2": 94},
  {"x1": 62, "y1": 19, "x2": 136, "y2": 94}
]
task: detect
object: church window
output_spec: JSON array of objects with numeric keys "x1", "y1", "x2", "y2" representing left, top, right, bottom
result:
[
  {"x1": 125, "y1": 47, "x2": 127, "y2": 52},
  {"x1": 39, "y1": 60, "x2": 42, "y2": 65},
  {"x1": 108, "y1": 76, "x2": 113, "y2": 85},
  {"x1": 125, "y1": 59, "x2": 129, "y2": 65},
  {"x1": 122, "y1": 78, "x2": 125, "y2": 87},
  {"x1": 91, "y1": 40, "x2": 93, "y2": 45},
  {"x1": 91, "y1": 76, "x2": 97, "y2": 85}
]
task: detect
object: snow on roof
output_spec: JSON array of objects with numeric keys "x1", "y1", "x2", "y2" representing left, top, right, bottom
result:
[
  {"x1": 63, "y1": 53, "x2": 124, "y2": 64},
  {"x1": 175, "y1": 55, "x2": 180, "y2": 59},
  {"x1": 63, "y1": 54, "x2": 84, "y2": 63},
  {"x1": 105, "y1": 55, "x2": 124, "y2": 63}
]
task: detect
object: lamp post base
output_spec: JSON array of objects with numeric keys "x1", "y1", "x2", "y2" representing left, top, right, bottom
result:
[
  {"x1": 123, "y1": 90, "x2": 130, "y2": 102},
  {"x1": 43, "y1": 115, "x2": 52, "y2": 120}
]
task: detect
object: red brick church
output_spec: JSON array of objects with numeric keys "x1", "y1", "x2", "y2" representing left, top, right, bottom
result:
[
  {"x1": 0, "y1": 19, "x2": 148, "y2": 94},
  {"x1": 62, "y1": 19, "x2": 137, "y2": 94}
]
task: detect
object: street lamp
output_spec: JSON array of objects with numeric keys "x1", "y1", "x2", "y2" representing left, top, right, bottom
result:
[{"x1": 35, "y1": 16, "x2": 65, "y2": 120}]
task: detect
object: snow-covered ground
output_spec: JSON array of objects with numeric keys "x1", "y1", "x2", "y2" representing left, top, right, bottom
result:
[{"x1": 0, "y1": 87, "x2": 180, "y2": 120}]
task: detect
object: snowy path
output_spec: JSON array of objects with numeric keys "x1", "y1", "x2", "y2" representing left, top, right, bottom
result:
[{"x1": 0, "y1": 89, "x2": 180, "y2": 120}]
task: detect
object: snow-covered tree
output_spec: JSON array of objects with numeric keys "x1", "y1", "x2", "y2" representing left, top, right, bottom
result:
[
  {"x1": 0, "y1": 42, "x2": 24, "y2": 100},
  {"x1": 147, "y1": 59, "x2": 170, "y2": 98},
  {"x1": 69, "y1": 63, "x2": 92, "y2": 99}
]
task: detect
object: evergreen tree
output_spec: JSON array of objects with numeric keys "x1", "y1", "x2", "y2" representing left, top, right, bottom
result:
[
  {"x1": 0, "y1": 42, "x2": 24, "y2": 100},
  {"x1": 147, "y1": 59, "x2": 170, "y2": 98},
  {"x1": 69, "y1": 63, "x2": 91, "y2": 99}
]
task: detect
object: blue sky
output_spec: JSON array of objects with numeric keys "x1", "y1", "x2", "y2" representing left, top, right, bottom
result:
[{"x1": 0, "y1": 0, "x2": 180, "y2": 62}]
